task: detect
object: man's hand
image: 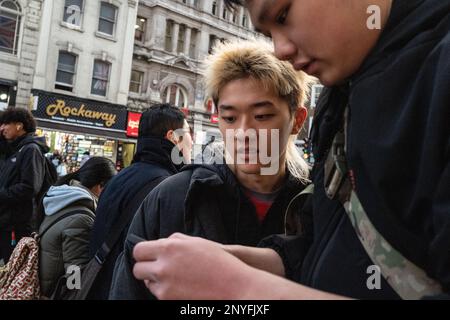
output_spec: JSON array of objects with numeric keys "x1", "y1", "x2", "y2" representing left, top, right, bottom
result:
[
  {"x1": 133, "y1": 233, "x2": 254, "y2": 300},
  {"x1": 133, "y1": 233, "x2": 349, "y2": 300}
]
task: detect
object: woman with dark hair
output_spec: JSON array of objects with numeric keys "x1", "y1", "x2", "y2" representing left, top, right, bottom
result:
[{"x1": 38, "y1": 157, "x2": 117, "y2": 298}]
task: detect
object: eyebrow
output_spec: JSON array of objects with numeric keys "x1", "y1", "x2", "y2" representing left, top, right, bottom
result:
[
  {"x1": 256, "y1": 0, "x2": 275, "y2": 26},
  {"x1": 219, "y1": 101, "x2": 275, "y2": 111}
]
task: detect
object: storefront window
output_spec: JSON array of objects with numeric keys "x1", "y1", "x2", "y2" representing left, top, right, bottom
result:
[{"x1": 38, "y1": 129, "x2": 119, "y2": 172}]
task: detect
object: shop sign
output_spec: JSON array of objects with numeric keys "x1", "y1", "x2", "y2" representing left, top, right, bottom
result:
[
  {"x1": 211, "y1": 114, "x2": 219, "y2": 124},
  {"x1": 127, "y1": 112, "x2": 142, "y2": 137},
  {"x1": 30, "y1": 89, "x2": 127, "y2": 131}
]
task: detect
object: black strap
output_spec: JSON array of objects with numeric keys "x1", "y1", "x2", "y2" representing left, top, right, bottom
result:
[
  {"x1": 39, "y1": 206, "x2": 95, "y2": 239},
  {"x1": 94, "y1": 176, "x2": 166, "y2": 265}
]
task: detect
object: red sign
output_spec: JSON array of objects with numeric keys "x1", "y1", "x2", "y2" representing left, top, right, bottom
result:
[
  {"x1": 127, "y1": 112, "x2": 142, "y2": 137},
  {"x1": 211, "y1": 114, "x2": 219, "y2": 124}
]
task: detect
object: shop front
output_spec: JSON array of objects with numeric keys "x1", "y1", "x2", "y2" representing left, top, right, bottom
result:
[{"x1": 30, "y1": 89, "x2": 136, "y2": 171}]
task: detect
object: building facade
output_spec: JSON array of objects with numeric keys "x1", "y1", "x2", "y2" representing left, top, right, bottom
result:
[
  {"x1": 28, "y1": 0, "x2": 138, "y2": 171},
  {"x1": 0, "y1": 0, "x2": 43, "y2": 110},
  {"x1": 127, "y1": 0, "x2": 262, "y2": 146}
]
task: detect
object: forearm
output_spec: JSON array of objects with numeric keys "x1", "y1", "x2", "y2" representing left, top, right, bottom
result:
[
  {"x1": 223, "y1": 245, "x2": 285, "y2": 277},
  {"x1": 239, "y1": 267, "x2": 351, "y2": 300}
]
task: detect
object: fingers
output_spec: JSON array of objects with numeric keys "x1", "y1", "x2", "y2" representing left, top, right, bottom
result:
[
  {"x1": 133, "y1": 260, "x2": 159, "y2": 281},
  {"x1": 133, "y1": 238, "x2": 166, "y2": 262},
  {"x1": 169, "y1": 232, "x2": 191, "y2": 240}
]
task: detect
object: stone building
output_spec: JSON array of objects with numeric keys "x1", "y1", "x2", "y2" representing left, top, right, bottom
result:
[{"x1": 127, "y1": 0, "x2": 262, "y2": 144}]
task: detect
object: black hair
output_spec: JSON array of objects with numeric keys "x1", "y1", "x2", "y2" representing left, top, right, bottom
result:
[
  {"x1": 138, "y1": 103, "x2": 186, "y2": 139},
  {"x1": 0, "y1": 110, "x2": 4, "y2": 125},
  {"x1": 1, "y1": 107, "x2": 37, "y2": 133},
  {"x1": 55, "y1": 156, "x2": 117, "y2": 189}
]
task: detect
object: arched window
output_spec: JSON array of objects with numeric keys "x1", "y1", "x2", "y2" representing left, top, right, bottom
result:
[
  {"x1": 164, "y1": 84, "x2": 187, "y2": 109},
  {"x1": 0, "y1": 0, "x2": 21, "y2": 55}
]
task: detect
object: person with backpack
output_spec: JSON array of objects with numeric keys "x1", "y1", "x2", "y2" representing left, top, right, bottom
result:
[
  {"x1": 109, "y1": 39, "x2": 311, "y2": 300},
  {"x1": 130, "y1": 0, "x2": 449, "y2": 300},
  {"x1": 0, "y1": 110, "x2": 10, "y2": 170},
  {"x1": 38, "y1": 157, "x2": 116, "y2": 298},
  {"x1": 0, "y1": 107, "x2": 51, "y2": 265},
  {"x1": 86, "y1": 104, "x2": 192, "y2": 299}
]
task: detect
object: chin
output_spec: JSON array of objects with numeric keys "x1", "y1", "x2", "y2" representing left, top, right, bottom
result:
[{"x1": 235, "y1": 163, "x2": 263, "y2": 175}]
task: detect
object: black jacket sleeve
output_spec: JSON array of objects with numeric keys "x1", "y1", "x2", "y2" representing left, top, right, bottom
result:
[
  {"x1": 109, "y1": 187, "x2": 164, "y2": 300},
  {"x1": 0, "y1": 144, "x2": 45, "y2": 204}
]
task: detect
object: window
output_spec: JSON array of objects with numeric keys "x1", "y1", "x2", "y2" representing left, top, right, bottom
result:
[
  {"x1": 165, "y1": 20, "x2": 173, "y2": 52},
  {"x1": 164, "y1": 84, "x2": 187, "y2": 109},
  {"x1": 192, "y1": 0, "x2": 198, "y2": 8},
  {"x1": 129, "y1": 70, "x2": 143, "y2": 94},
  {"x1": 242, "y1": 14, "x2": 248, "y2": 27},
  {"x1": 177, "y1": 24, "x2": 186, "y2": 53},
  {"x1": 135, "y1": 16, "x2": 146, "y2": 42},
  {"x1": 208, "y1": 35, "x2": 217, "y2": 54},
  {"x1": 189, "y1": 29, "x2": 197, "y2": 58},
  {"x1": 212, "y1": 1, "x2": 217, "y2": 15},
  {"x1": 98, "y1": 2, "x2": 117, "y2": 36},
  {"x1": 222, "y1": 8, "x2": 227, "y2": 20},
  {"x1": 63, "y1": 0, "x2": 83, "y2": 27},
  {"x1": 310, "y1": 84, "x2": 324, "y2": 108},
  {"x1": 91, "y1": 60, "x2": 110, "y2": 96},
  {"x1": 0, "y1": 0, "x2": 21, "y2": 55},
  {"x1": 55, "y1": 52, "x2": 77, "y2": 91}
]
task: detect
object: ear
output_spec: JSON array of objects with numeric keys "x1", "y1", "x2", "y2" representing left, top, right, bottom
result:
[
  {"x1": 166, "y1": 129, "x2": 176, "y2": 144},
  {"x1": 291, "y1": 106, "x2": 308, "y2": 135}
]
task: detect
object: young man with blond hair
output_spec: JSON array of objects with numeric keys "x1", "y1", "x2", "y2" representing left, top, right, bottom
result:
[
  {"x1": 109, "y1": 39, "x2": 313, "y2": 299},
  {"x1": 131, "y1": 0, "x2": 449, "y2": 300}
]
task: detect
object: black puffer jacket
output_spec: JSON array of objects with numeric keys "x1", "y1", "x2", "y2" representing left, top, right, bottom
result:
[
  {"x1": 264, "y1": 0, "x2": 450, "y2": 299},
  {"x1": 88, "y1": 136, "x2": 183, "y2": 300},
  {"x1": 0, "y1": 134, "x2": 49, "y2": 233},
  {"x1": 109, "y1": 164, "x2": 306, "y2": 299}
]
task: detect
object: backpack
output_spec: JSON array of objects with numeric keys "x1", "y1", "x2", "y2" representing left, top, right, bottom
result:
[
  {"x1": 0, "y1": 235, "x2": 40, "y2": 300},
  {"x1": 17, "y1": 144, "x2": 58, "y2": 200},
  {"x1": 0, "y1": 208, "x2": 94, "y2": 300}
]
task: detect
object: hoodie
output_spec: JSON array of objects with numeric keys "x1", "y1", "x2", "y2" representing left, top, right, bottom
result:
[
  {"x1": 267, "y1": 0, "x2": 450, "y2": 299},
  {"x1": 39, "y1": 182, "x2": 96, "y2": 298}
]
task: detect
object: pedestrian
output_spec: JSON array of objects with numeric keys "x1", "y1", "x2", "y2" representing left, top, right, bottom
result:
[
  {"x1": 0, "y1": 107, "x2": 50, "y2": 265},
  {"x1": 109, "y1": 39, "x2": 312, "y2": 299},
  {"x1": 0, "y1": 110, "x2": 9, "y2": 170},
  {"x1": 87, "y1": 103, "x2": 192, "y2": 299},
  {"x1": 38, "y1": 157, "x2": 117, "y2": 299},
  {"x1": 80, "y1": 151, "x2": 90, "y2": 167},
  {"x1": 130, "y1": 0, "x2": 450, "y2": 300}
]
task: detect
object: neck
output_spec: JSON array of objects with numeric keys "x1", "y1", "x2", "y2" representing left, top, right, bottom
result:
[{"x1": 234, "y1": 164, "x2": 287, "y2": 194}]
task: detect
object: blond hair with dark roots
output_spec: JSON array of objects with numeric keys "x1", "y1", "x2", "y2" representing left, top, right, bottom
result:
[{"x1": 203, "y1": 38, "x2": 313, "y2": 183}]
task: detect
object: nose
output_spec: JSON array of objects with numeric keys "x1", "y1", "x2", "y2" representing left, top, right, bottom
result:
[{"x1": 272, "y1": 31, "x2": 296, "y2": 61}]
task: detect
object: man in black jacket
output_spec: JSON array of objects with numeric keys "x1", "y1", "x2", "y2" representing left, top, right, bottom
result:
[
  {"x1": 87, "y1": 103, "x2": 192, "y2": 299},
  {"x1": 0, "y1": 107, "x2": 49, "y2": 264},
  {"x1": 130, "y1": 0, "x2": 449, "y2": 300}
]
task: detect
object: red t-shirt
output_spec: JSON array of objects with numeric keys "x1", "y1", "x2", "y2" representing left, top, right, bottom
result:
[{"x1": 244, "y1": 189, "x2": 279, "y2": 222}]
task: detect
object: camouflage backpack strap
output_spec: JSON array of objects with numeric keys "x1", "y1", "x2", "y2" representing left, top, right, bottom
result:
[
  {"x1": 324, "y1": 106, "x2": 442, "y2": 299},
  {"x1": 284, "y1": 184, "x2": 314, "y2": 236}
]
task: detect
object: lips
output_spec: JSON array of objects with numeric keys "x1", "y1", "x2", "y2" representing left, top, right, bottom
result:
[{"x1": 294, "y1": 60, "x2": 317, "y2": 74}]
